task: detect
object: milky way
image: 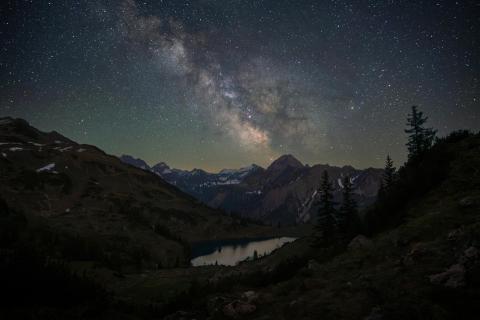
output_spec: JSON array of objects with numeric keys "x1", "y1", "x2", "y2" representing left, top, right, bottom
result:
[{"x1": 1, "y1": 0, "x2": 479, "y2": 171}]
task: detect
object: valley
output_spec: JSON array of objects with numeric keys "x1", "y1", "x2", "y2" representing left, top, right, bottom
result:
[
  {"x1": 0, "y1": 117, "x2": 297, "y2": 271},
  {"x1": 1, "y1": 117, "x2": 479, "y2": 319},
  {"x1": 120, "y1": 154, "x2": 383, "y2": 225},
  {"x1": 3, "y1": 0, "x2": 479, "y2": 318}
]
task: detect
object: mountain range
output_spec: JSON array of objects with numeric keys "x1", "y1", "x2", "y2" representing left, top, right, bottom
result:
[
  {"x1": 2, "y1": 116, "x2": 479, "y2": 319},
  {"x1": 0, "y1": 117, "x2": 272, "y2": 270},
  {"x1": 120, "y1": 153, "x2": 383, "y2": 225}
]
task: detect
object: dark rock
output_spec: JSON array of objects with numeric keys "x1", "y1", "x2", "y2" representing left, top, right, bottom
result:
[
  {"x1": 459, "y1": 246, "x2": 479, "y2": 265},
  {"x1": 403, "y1": 242, "x2": 434, "y2": 266},
  {"x1": 447, "y1": 227, "x2": 465, "y2": 241},
  {"x1": 464, "y1": 246, "x2": 479, "y2": 259},
  {"x1": 242, "y1": 290, "x2": 258, "y2": 302},
  {"x1": 348, "y1": 235, "x2": 373, "y2": 250},
  {"x1": 459, "y1": 196, "x2": 479, "y2": 208},
  {"x1": 429, "y1": 264, "x2": 466, "y2": 288},
  {"x1": 223, "y1": 300, "x2": 256, "y2": 318}
]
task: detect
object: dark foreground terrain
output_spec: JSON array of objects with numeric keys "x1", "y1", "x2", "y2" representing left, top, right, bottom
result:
[{"x1": 1, "y1": 118, "x2": 479, "y2": 319}]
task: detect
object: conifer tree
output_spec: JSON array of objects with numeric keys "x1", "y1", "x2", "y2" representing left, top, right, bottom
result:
[
  {"x1": 338, "y1": 175, "x2": 358, "y2": 236},
  {"x1": 383, "y1": 155, "x2": 396, "y2": 189},
  {"x1": 405, "y1": 106, "x2": 436, "y2": 159},
  {"x1": 314, "y1": 171, "x2": 336, "y2": 246}
]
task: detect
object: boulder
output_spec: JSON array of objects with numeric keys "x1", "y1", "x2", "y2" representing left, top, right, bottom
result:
[
  {"x1": 429, "y1": 263, "x2": 466, "y2": 288},
  {"x1": 242, "y1": 290, "x2": 258, "y2": 302},
  {"x1": 235, "y1": 301, "x2": 256, "y2": 315},
  {"x1": 459, "y1": 246, "x2": 479, "y2": 265},
  {"x1": 464, "y1": 246, "x2": 479, "y2": 259},
  {"x1": 223, "y1": 302, "x2": 238, "y2": 319},
  {"x1": 459, "y1": 196, "x2": 477, "y2": 208},
  {"x1": 403, "y1": 242, "x2": 434, "y2": 266},
  {"x1": 223, "y1": 300, "x2": 256, "y2": 318},
  {"x1": 447, "y1": 227, "x2": 465, "y2": 241},
  {"x1": 348, "y1": 235, "x2": 373, "y2": 250}
]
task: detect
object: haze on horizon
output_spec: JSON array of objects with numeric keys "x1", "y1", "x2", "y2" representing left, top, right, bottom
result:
[{"x1": 1, "y1": 0, "x2": 478, "y2": 171}]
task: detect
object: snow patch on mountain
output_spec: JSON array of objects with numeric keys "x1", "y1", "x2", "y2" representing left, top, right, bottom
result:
[
  {"x1": 37, "y1": 163, "x2": 56, "y2": 173},
  {"x1": 0, "y1": 119, "x2": 13, "y2": 125},
  {"x1": 297, "y1": 190, "x2": 318, "y2": 223},
  {"x1": 28, "y1": 141, "x2": 44, "y2": 147}
]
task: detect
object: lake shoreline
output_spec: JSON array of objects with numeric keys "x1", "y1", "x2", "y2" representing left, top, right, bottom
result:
[{"x1": 190, "y1": 236, "x2": 298, "y2": 266}]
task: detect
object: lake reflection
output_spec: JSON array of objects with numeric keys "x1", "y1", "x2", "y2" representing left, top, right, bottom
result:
[{"x1": 190, "y1": 237, "x2": 297, "y2": 266}]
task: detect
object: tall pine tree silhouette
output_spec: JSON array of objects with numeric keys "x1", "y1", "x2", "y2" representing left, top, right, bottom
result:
[
  {"x1": 383, "y1": 155, "x2": 396, "y2": 190},
  {"x1": 314, "y1": 171, "x2": 336, "y2": 247},
  {"x1": 338, "y1": 175, "x2": 359, "y2": 237},
  {"x1": 405, "y1": 106, "x2": 436, "y2": 159}
]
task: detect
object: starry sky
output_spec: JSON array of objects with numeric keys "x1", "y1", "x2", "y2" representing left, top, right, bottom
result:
[{"x1": 1, "y1": 0, "x2": 479, "y2": 171}]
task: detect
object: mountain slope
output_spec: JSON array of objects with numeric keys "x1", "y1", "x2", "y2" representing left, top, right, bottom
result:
[
  {"x1": 115, "y1": 131, "x2": 478, "y2": 319},
  {"x1": 241, "y1": 131, "x2": 480, "y2": 320},
  {"x1": 121, "y1": 154, "x2": 383, "y2": 225},
  {"x1": 184, "y1": 130, "x2": 479, "y2": 320},
  {"x1": 0, "y1": 117, "x2": 270, "y2": 270}
]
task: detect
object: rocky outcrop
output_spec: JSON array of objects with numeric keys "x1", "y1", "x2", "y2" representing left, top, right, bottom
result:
[
  {"x1": 429, "y1": 246, "x2": 479, "y2": 289},
  {"x1": 429, "y1": 263, "x2": 466, "y2": 288},
  {"x1": 402, "y1": 242, "x2": 436, "y2": 266},
  {"x1": 223, "y1": 300, "x2": 256, "y2": 318},
  {"x1": 207, "y1": 291, "x2": 259, "y2": 319},
  {"x1": 459, "y1": 196, "x2": 480, "y2": 208},
  {"x1": 242, "y1": 290, "x2": 259, "y2": 302},
  {"x1": 348, "y1": 235, "x2": 373, "y2": 250}
]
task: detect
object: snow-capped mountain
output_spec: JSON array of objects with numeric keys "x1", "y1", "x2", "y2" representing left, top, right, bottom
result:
[
  {"x1": 119, "y1": 155, "x2": 151, "y2": 171},
  {"x1": 120, "y1": 154, "x2": 262, "y2": 191},
  {"x1": 120, "y1": 154, "x2": 383, "y2": 225}
]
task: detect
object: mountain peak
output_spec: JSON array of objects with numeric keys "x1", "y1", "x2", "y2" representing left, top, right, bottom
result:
[
  {"x1": 152, "y1": 161, "x2": 170, "y2": 170},
  {"x1": 267, "y1": 154, "x2": 303, "y2": 171},
  {"x1": 218, "y1": 164, "x2": 262, "y2": 175},
  {"x1": 191, "y1": 168, "x2": 208, "y2": 176},
  {"x1": 120, "y1": 155, "x2": 151, "y2": 171}
]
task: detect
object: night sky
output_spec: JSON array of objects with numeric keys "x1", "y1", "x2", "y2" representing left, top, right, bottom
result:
[{"x1": 1, "y1": 0, "x2": 479, "y2": 171}]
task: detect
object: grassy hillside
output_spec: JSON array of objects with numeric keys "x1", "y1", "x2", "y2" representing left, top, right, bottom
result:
[
  {"x1": 191, "y1": 131, "x2": 480, "y2": 320},
  {"x1": 1, "y1": 117, "x2": 479, "y2": 319},
  {"x1": 126, "y1": 131, "x2": 478, "y2": 319},
  {"x1": 0, "y1": 117, "x2": 276, "y2": 271}
]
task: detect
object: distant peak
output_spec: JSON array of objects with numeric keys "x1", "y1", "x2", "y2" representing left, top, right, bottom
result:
[
  {"x1": 218, "y1": 164, "x2": 262, "y2": 175},
  {"x1": 152, "y1": 161, "x2": 170, "y2": 169},
  {"x1": 120, "y1": 155, "x2": 151, "y2": 170},
  {"x1": 267, "y1": 154, "x2": 303, "y2": 171},
  {"x1": 242, "y1": 163, "x2": 262, "y2": 171},
  {"x1": 191, "y1": 168, "x2": 207, "y2": 175},
  {"x1": 120, "y1": 154, "x2": 142, "y2": 162},
  {"x1": 218, "y1": 168, "x2": 237, "y2": 175}
]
